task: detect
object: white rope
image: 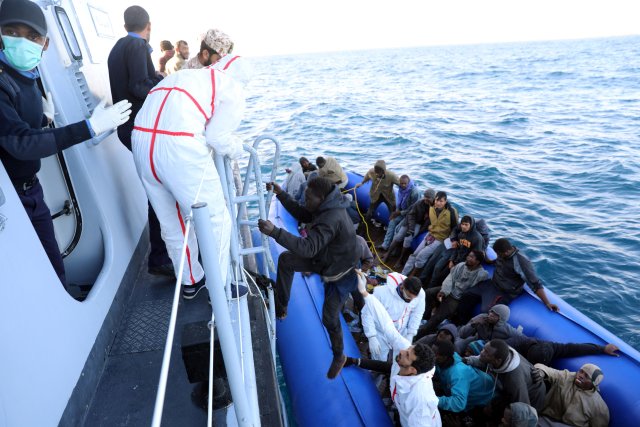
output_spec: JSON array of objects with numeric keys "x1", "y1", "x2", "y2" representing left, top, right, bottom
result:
[
  {"x1": 151, "y1": 152, "x2": 214, "y2": 427},
  {"x1": 241, "y1": 267, "x2": 274, "y2": 333}
]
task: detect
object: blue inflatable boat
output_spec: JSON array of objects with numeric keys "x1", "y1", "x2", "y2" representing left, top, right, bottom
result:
[{"x1": 267, "y1": 171, "x2": 640, "y2": 427}]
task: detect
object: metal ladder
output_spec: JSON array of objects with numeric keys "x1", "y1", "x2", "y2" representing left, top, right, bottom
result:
[{"x1": 214, "y1": 134, "x2": 281, "y2": 349}]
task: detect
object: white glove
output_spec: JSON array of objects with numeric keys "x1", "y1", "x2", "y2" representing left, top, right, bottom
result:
[
  {"x1": 42, "y1": 92, "x2": 54, "y2": 123},
  {"x1": 368, "y1": 336, "x2": 381, "y2": 360},
  {"x1": 89, "y1": 98, "x2": 132, "y2": 135}
]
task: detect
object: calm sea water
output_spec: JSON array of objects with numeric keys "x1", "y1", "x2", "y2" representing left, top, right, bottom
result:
[{"x1": 239, "y1": 36, "x2": 640, "y2": 350}]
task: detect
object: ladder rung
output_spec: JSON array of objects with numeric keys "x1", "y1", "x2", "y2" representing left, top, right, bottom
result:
[
  {"x1": 238, "y1": 220, "x2": 257, "y2": 227},
  {"x1": 233, "y1": 195, "x2": 260, "y2": 204},
  {"x1": 240, "y1": 247, "x2": 267, "y2": 256}
]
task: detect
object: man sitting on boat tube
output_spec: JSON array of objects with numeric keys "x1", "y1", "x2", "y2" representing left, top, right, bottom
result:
[
  {"x1": 258, "y1": 177, "x2": 360, "y2": 379},
  {"x1": 354, "y1": 270, "x2": 442, "y2": 426},
  {"x1": 459, "y1": 237, "x2": 558, "y2": 316}
]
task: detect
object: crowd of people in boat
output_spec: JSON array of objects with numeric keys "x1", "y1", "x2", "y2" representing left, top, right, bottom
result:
[
  {"x1": 0, "y1": 0, "x2": 622, "y2": 423},
  {"x1": 267, "y1": 156, "x2": 620, "y2": 426}
]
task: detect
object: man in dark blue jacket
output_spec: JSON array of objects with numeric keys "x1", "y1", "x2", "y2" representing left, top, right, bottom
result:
[
  {"x1": 107, "y1": 5, "x2": 172, "y2": 276},
  {"x1": 258, "y1": 177, "x2": 359, "y2": 379},
  {"x1": 0, "y1": 0, "x2": 131, "y2": 285}
]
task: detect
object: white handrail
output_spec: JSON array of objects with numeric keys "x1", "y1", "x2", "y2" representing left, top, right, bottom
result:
[{"x1": 151, "y1": 153, "x2": 213, "y2": 427}]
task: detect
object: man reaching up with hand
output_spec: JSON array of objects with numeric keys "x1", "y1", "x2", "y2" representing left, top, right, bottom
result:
[{"x1": 258, "y1": 177, "x2": 359, "y2": 379}]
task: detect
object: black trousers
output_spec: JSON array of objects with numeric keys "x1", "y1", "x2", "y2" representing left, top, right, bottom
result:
[
  {"x1": 366, "y1": 194, "x2": 394, "y2": 219},
  {"x1": 416, "y1": 287, "x2": 461, "y2": 339},
  {"x1": 19, "y1": 182, "x2": 66, "y2": 285},
  {"x1": 120, "y1": 124, "x2": 170, "y2": 269},
  {"x1": 526, "y1": 341, "x2": 603, "y2": 366},
  {"x1": 275, "y1": 251, "x2": 354, "y2": 357}
]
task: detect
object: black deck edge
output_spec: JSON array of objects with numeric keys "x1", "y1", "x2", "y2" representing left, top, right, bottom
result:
[
  {"x1": 58, "y1": 228, "x2": 149, "y2": 427},
  {"x1": 249, "y1": 289, "x2": 285, "y2": 427}
]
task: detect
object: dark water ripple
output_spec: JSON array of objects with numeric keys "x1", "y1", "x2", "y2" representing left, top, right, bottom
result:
[{"x1": 243, "y1": 36, "x2": 640, "y2": 350}]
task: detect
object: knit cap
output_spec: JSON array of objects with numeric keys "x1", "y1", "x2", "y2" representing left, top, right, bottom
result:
[
  {"x1": 467, "y1": 339, "x2": 485, "y2": 356},
  {"x1": 424, "y1": 188, "x2": 436, "y2": 200},
  {"x1": 202, "y1": 28, "x2": 234, "y2": 56},
  {"x1": 581, "y1": 363, "x2": 604, "y2": 387},
  {"x1": 489, "y1": 304, "x2": 510, "y2": 322}
]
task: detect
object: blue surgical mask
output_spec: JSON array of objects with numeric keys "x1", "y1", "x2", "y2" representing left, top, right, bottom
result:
[{"x1": 1, "y1": 35, "x2": 45, "y2": 71}]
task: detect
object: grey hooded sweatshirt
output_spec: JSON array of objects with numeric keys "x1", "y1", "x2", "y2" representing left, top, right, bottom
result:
[
  {"x1": 459, "y1": 304, "x2": 523, "y2": 341},
  {"x1": 467, "y1": 346, "x2": 546, "y2": 411}
]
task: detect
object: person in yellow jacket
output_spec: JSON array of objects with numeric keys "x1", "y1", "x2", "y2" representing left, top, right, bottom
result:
[
  {"x1": 401, "y1": 191, "x2": 458, "y2": 277},
  {"x1": 355, "y1": 159, "x2": 399, "y2": 221}
]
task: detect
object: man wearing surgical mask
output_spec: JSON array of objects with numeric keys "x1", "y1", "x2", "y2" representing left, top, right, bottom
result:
[{"x1": 0, "y1": 0, "x2": 132, "y2": 286}]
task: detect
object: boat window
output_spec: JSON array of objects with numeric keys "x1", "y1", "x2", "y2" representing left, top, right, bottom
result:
[{"x1": 54, "y1": 6, "x2": 82, "y2": 61}]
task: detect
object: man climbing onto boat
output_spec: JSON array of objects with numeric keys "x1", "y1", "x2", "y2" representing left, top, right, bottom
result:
[
  {"x1": 131, "y1": 29, "x2": 251, "y2": 299},
  {"x1": 352, "y1": 270, "x2": 442, "y2": 426},
  {"x1": 0, "y1": 0, "x2": 131, "y2": 286},
  {"x1": 258, "y1": 177, "x2": 359, "y2": 379},
  {"x1": 532, "y1": 362, "x2": 610, "y2": 427},
  {"x1": 458, "y1": 237, "x2": 559, "y2": 316},
  {"x1": 354, "y1": 159, "x2": 400, "y2": 222}
]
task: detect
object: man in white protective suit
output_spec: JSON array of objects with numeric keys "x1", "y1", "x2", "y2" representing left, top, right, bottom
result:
[
  {"x1": 362, "y1": 272, "x2": 426, "y2": 360},
  {"x1": 355, "y1": 271, "x2": 442, "y2": 427},
  {"x1": 131, "y1": 29, "x2": 252, "y2": 299}
]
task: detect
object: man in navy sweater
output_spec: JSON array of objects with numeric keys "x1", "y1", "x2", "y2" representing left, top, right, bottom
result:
[
  {"x1": 0, "y1": 0, "x2": 131, "y2": 285},
  {"x1": 108, "y1": 5, "x2": 172, "y2": 276}
]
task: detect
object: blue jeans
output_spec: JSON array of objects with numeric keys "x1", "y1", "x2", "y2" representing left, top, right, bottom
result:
[{"x1": 382, "y1": 216, "x2": 405, "y2": 248}]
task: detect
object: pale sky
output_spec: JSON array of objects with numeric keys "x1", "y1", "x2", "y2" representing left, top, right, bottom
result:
[{"x1": 110, "y1": 0, "x2": 639, "y2": 57}]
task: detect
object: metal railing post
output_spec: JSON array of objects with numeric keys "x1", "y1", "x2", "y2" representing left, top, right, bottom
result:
[{"x1": 192, "y1": 202, "x2": 256, "y2": 427}]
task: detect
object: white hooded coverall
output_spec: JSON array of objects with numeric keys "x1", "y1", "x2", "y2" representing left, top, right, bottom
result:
[
  {"x1": 363, "y1": 294, "x2": 441, "y2": 427},
  {"x1": 132, "y1": 56, "x2": 249, "y2": 287},
  {"x1": 362, "y1": 272, "x2": 426, "y2": 360}
]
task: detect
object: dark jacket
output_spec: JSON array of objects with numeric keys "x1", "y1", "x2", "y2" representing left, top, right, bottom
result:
[
  {"x1": 0, "y1": 61, "x2": 92, "y2": 182},
  {"x1": 492, "y1": 247, "x2": 543, "y2": 296},
  {"x1": 107, "y1": 35, "x2": 162, "y2": 148},
  {"x1": 448, "y1": 217, "x2": 484, "y2": 264},
  {"x1": 459, "y1": 304, "x2": 522, "y2": 342},
  {"x1": 271, "y1": 186, "x2": 358, "y2": 278},
  {"x1": 405, "y1": 199, "x2": 430, "y2": 235}
]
